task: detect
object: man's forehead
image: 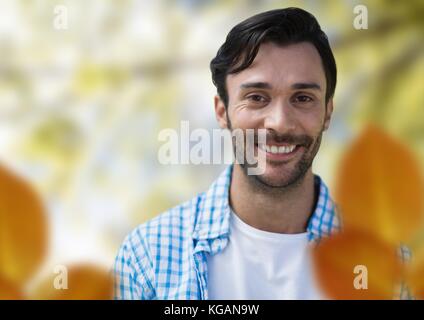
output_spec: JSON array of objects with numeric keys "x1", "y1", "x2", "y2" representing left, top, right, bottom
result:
[{"x1": 227, "y1": 42, "x2": 326, "y2": 89}]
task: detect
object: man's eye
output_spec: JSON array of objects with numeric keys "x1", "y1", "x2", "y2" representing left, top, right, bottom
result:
[
  {"x1": 294, "y1": 95, "x2": 313, "y2": 103},
  {"x1": 247, "y1": 94, "x2": 267, "y2": 103}
]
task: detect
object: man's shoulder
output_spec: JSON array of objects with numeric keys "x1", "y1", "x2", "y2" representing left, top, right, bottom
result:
[{"x1": 121, "y1": 191, "x2": 207, "y2": 256}]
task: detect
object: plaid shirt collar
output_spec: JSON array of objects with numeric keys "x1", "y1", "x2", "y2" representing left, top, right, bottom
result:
[{"x1": 192, "y1": 165, "x2": 340, "y2": 247}]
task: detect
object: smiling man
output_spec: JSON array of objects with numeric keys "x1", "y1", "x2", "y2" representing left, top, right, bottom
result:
[{"x1": 114, "y1": 7, "x2": 340, "y2": 300}]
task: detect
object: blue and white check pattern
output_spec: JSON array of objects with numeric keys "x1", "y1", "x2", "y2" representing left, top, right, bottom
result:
[{"x1": 113, "y1": 165, "x2": 410, "y2": 300}]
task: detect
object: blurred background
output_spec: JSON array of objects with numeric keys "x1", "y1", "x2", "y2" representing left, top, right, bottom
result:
[{"x1": 0, "y1": 0, "x2": 423, "y2": 298}]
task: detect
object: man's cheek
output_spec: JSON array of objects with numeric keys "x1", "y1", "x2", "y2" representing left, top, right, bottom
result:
[{"x1": 235, "y1": 113, "x2": 262, "y2": 129}]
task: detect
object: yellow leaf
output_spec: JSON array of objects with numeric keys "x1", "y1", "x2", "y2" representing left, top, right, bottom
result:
[
  {"x1": 0, "y1": 276, "x2": 24, "y2": 300},
  {"x1": 406, "y1": 242, "x2": 424, "y2": 299},
  {"x1": 312, "y1": 228, "x2": 402, "y2": 299},
  {"x1": 0, "y1": 164, "x2": 48, "y2": 285},
  {"x1": 335, "y1": 124, "x2": 424, "y2": 244}
]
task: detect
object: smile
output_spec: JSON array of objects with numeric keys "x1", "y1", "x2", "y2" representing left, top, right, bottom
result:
[{"x1": 257, "y1": 144, "x2": 297, "y2": 154}]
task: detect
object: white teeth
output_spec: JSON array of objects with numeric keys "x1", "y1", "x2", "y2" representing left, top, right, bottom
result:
[{"x1": 259, "y1": 144, "x2": 296, "y2": 154}]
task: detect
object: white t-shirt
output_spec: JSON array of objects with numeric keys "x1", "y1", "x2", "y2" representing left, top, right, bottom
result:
[{"x1": 207, "y1": 210, "x2": 324, "y2": 300}]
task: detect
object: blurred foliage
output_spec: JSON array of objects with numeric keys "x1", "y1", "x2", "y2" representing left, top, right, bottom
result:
[
  {"x1": 335, "y1": 125, "x2": 424, "y2": 245},
  {"x1": 0, "y1": 164, "x2": 113, "y2": 299},
  {"x1": 0, "y1": 0, "x2": 423, "y2": 299},
  {"x1": 313, "y1": 124, "x2": 424, "y2": 299},
  {"x1": 31, "y1": 264, "x2": 113, "y2": 300},
  {"x1": 0, "y1": 164, "x2": 47, "y2": 286},
  {"x1": 0, "y1": 276, "x2": 23, "y2": 299},
  {"x1": 407, "y1": 241, "x2": 424, "y2": 299},
  {"x1": 313, "y1": 228, "x2": 402, "y2": 299}
]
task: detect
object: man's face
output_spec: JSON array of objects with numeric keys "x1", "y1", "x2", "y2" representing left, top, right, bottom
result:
[{"x1": 215, "y1": 41, "x2": 333, "y2": 188}]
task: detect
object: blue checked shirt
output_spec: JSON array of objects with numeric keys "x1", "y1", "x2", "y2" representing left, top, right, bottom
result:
[{"x1": 114, "y1": 165, "x2": 411, "y2": 300}]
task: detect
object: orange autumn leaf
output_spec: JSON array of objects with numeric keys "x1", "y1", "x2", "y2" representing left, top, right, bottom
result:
[
  {"x1": 406, "y1": 243, "x2": 424, "y2": 299},
  {"x1": 312, "y1": 228, "x2": 402, "y2": 299},
  {"x1": 0, "y1": 164, "x2": 48, "y2": 286},
  {"x1": 335, "y1": 124, "x2": 424, "y2": 244},
  {"x1": 31, "y1": 264, "x2": 113, "y2": 300},
  {"x1": 0, "y1": 276, "x2": 24, "y2": 300}
]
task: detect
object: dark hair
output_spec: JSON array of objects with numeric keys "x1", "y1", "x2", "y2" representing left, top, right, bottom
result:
[{"x1": 210, "y1": 7, "x2": 337, "y2": 107}]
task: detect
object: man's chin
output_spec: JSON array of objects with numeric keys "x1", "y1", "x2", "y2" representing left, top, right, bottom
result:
[{"x1": 252, "y1": 170, "x2": 303, "y2": 189}]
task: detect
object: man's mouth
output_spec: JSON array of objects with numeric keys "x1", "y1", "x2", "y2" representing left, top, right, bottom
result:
[
  {"x1": 255, "y1": 143, "x2": 302, "y2": 161},
  {"x1": 258, "y1": 144, "x2": 297, "y2": 154}
]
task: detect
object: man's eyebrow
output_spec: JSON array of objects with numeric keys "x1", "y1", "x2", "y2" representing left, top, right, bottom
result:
[
  {"x1": 240, "y1": 82, "x2": 272, "y2": 90},
  {"x1": 291, "y1": 82, "x2": 321, "y2": 91},
  {"x1": 240, "y1": 82, "x2": 321, "y2": 91}
]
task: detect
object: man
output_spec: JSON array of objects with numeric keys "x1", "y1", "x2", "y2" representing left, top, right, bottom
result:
[{"x1": 114, "y1": 7, "x2": 340, "y2": 300}]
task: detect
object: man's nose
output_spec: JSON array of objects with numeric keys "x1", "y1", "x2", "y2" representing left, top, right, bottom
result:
[{"x1": 263, "y1": 100, "x2": 296, "y2": 134}]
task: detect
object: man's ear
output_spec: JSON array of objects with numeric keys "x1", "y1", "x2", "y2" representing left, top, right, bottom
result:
[
  {"x1": 214, "y1": 95, "x2": 228, "y2": 129},
  {"x1": 323, "y1": 98, "x2": 334, "y2": 131}
]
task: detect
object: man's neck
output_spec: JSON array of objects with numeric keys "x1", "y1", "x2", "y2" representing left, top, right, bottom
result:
[{"x1": 229, "y1": 164, "x2": 317, "y2": 234}]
